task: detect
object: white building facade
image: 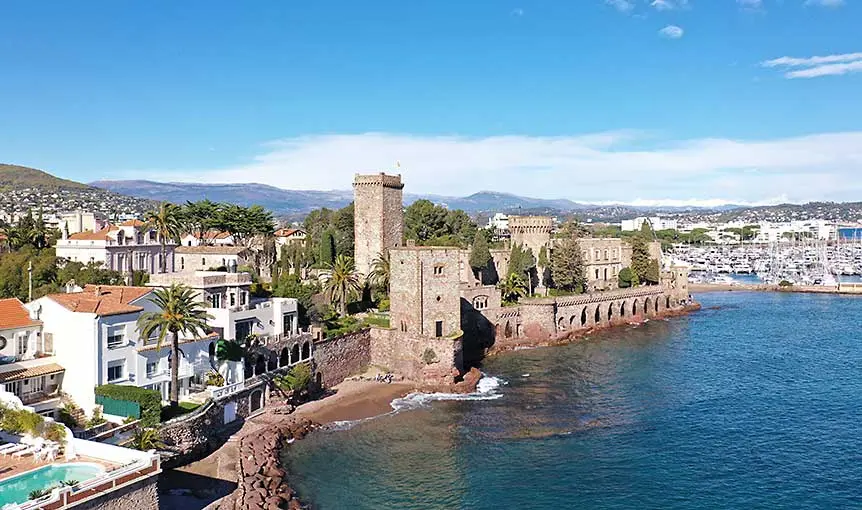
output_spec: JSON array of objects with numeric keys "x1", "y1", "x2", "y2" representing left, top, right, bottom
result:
[
  {"x1": 621, "y1": 216, "x2": 679, "y2": 232},
  {"x1": 55, "y1": 220, "x2": 177, "y2": 275}
]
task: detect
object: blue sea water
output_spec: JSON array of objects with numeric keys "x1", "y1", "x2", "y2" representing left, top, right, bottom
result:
[{"x1": 284, "y1": 292, "x2": 862, "y2": 509}]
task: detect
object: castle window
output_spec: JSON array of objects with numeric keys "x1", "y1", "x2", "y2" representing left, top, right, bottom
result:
[
  {"x1": 400, "y1": 321, "x2": 407, "y2": 332},
  {"x1": 473, "y1": 296, "x2": 488, "y2": 310},
  {"x1": 435, "y1": 321, "x2": 443, "y2": 338},
  {"x1": 433, "y1": 264, "x2": 444, "y2": 276},
  {"x1": 604, "y1": 249, "x2": 608, "y2": 260}
]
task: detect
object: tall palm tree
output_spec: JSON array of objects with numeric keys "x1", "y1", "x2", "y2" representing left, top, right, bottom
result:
[
  {"x1": 322, "y1": 255, "x2": 362, "y2": 317},
  {"x1": 498, "y1": 272, "x2": 528, "y2": 304},
  {"x1": 145, "y1": 202, "x2": 183, "y2": 274},
  {"x1": 368, "y1": 251, "x2": 391, "y2": 293},
  {"x1": 137, "y1": 284, "x2": 212, "y2": 407}
]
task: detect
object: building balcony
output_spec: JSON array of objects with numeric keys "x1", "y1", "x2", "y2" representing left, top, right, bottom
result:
[{"x1": 19, "y1": 387, "x2": 61, "y2": 405}]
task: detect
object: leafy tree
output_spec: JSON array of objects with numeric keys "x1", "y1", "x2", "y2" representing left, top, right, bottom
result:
[
  {"x1": 322, "y1": 255, "x2": 362, "y2": 317},
  {"x1": 498, "y1": 272, "x2": 528, "y2": 304},
  {"x1": 445, "y1": 209, "x2": 478, "y2": 247},
  {"x1": 215, "y1": 339, "x2": 244, "y2": 362},
  {"x1": 318, "y1": 229, "x2": 336, "y2": 267},
  {"x1": 550, "y1": 235, "x2": 587, "y2": 293},
  {"x1": 181, "y1": 200, "x2": 221, "y2": 245},
  {"x1": 273, "y1": 274, "x2": 320, "y2": 326},
  {"x1": 7, "y1": 209, "x2": 54, "y2": 251},
  {"x1": 56, "y1": 261, "x2": 124, "y2": 288},
  {"x1": 144, "y1": 202, "x2": 183, "y2": 273},
  {"x1": 368, "y1": 252, "x2": 391, "y2": 293},
  {"x1": 508, "y1": 243, "x2": 536, "y2": 279},
  {"x1": 618, "y1": 267, "x2": 637, "y2": 288},
  {"x1": 332, "y1": 203, "x2": 355, "y2": 258},
  {"x1": 137, "y1": 284, "x2": 213, "y2": 407},
  {"x1": 405, "y1": 199, "x2": 449, "y2": 243},
  {"x1": 217, "y1": 204, "x2": 275, "y2": 249},
  {"x1": 537, "y1": 245, "x2": 551, "y2": 288},
  {"x1": 0, "y1": 248, "x2": 59, "y2": 301},
  {"x1": 469, "y1": 231, "x2": 492, "y2": 282},
  {"x1": 645, "y1": 259, "x2": 661, "y2": 285}
]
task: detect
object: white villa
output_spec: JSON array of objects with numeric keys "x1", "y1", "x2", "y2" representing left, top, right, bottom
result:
[
  {"x1": 0, "y1": 298, "x2": 65, "y2": 419},
  {"x1": 175, "y1": 245, "x2": 252, "y2": 273},
  {"x1": 26, "y1": 285, "x2": 217, "y2": 414},
  {"x1": 147, "y1": 271, "x2": 300, "y2": 344},
  {"x1": 179, "y1": 231, "x2": 236, "y2": 247},
  {"x1": 54, "y1": 220, "x2": 176, "y2": 275}
]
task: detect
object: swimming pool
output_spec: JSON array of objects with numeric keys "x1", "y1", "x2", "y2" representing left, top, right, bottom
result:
[{"x1": 0, "y1": 463, "x2": 104, "y2": 506}]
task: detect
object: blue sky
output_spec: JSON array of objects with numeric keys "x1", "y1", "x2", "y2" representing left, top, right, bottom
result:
[{"x1": 1, "y1": 0, "x2": 860, "y2": 204}]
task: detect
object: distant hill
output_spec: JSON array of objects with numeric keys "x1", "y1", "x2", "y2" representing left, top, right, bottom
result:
[
  {"x1": 0, "y1": 164, "x2": 156, "y2": 218},
  {"x1": 0, "y1": 164, "x2": 89, "y2": 189}
]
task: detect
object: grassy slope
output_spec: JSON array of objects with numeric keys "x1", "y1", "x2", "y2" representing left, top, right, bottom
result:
[{"x1": 0, "y1": 164, "x2": 89, "y2": 189}]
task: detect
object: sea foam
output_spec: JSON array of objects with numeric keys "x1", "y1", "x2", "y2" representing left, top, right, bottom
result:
[{"x1": 389, "y1": 374, "x2": 506, "y2": 412}]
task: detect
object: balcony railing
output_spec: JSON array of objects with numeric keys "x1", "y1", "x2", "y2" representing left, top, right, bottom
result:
[{"x1": 20, "y1": 389, "x2": 60, "y2": 405}]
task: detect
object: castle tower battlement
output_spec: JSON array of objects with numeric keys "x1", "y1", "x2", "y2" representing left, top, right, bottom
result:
[
  {"x1": 509, "y1": 215, "x2": 554, "y2": 256},
  {"x1": 353, "y1": 172, "x2": 404, "y2": 277}
]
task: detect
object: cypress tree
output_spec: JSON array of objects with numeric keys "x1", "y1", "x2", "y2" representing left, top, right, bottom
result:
[
  {"x1": 319, "y1": 229, "x2": 336, "y2": 267},
  {"x1": 469, "y1": 231, "x2": 492, "y2": 282}
]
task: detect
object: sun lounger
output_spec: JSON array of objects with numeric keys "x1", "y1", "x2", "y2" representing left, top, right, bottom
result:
[
  {"x1": 0, "y1": 444, "x2": 29, "y2": 456},
  {"x1": 12, "y1": 445, "x2": 39, "y2": 458},
  {"x1": 0, "y1": 443, "x2": 22, "y2": 453}
]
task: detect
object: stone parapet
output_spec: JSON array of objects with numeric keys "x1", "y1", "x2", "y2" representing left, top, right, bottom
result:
[{"x1": 352, "y1": 172, "x2": 404, "y2": 189}]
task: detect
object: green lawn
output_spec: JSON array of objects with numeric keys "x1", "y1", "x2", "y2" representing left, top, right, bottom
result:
[{"x1": 160, "y1": 401, "x2": 202, "y2": 421}]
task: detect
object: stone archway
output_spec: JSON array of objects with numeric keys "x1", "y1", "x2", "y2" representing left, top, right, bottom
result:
[
  {"x1": 620, "y1": 301, "x2": 626, "y2": 317},
  {"x1": 558, "y1": 317, "x2": 567, "y2": 331},
  {"x1": 580, "y1": 307, "x2": 588, "y2": 327},
  {"x1": 644, "y1": 297, "x2": 653, "y2": 317},
  {"x1": 267, "y1": 354, "x2": 278, "y2": 372},
  {"x1": 280, "y1": 347, "x2": 289, "y2": 367},
  {"x1": 666, "y1": 296, "x2": 671, "y2": 309},
  {"x1": 608, "y1": 303, "x2": 614, "y2": 322},
  {"x1": 504, "y1": 321, "x2": 513, "y2": 338},
  {"x1": 301, "y1": 342, "x2": 311, "y2": 360},
  {"x1": 632, "y1": 299, "x2": 639, "y2": 316},
  {"x1": 250, "y1": 390, "x2": 263, "y2": 414},
  {"x1": 655, "y1": 297, "x2": 660, "y2": 314},
  {"x1": 291, "y1": 344, "x2": 300, "y2": 364},
  {"x1": 594, "y1": 306, "x2": 601, "y2": 325},
  {"x1": 254, "y1": 355, "x2": 267, "y2": 376}
]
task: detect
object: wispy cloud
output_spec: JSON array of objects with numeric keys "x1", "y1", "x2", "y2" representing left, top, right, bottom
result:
[
  {"x1": 650, "y1": 0, "x2": 689, "y2": 10},
  {"x1": 659, "y1": 25, "x2": 685, "y2": 38},
  {"x1": 737, "y1": 0, "x2": 764, "y2": 11},
  {"x1": 510, "y1": 7, "x2": 524, "y2": 16},
  {"x1": 129, "y1": 131, "x2": 862, "y2": 205},
  {"x1": 805, "y1": 0, "x2": 845, "y2": 7},
  {"x1": 604, "y1": 0, "x2": 635, "y2": 13},
  {"x1": 763, "y1": 52, "x2": 862, "y2": 78}
]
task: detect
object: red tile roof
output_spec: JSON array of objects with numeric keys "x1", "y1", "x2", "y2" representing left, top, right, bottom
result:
[
  {"x1": 120, "y1": 219, "x2": 146, "y2": 227},
  {"x1": 0, "y1": 363, "x2": 64, "y2": 383},
  {"x1": 0, "y1": 298, "x2": 40, "y2": 330},
  {"x1": 67, "y1": 225, "x2": 119, "y2": 241},
  {"x1": 47, "y1": 285, "x2": 152, "y2": 316},
  {"x1": 274, "y1": 228, "x2": 305, "y2": 238},
  {"x1": 188, "y1": 231, "x2": 232, "y2": 240}
]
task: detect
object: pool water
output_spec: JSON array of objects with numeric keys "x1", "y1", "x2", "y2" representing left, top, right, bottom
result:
[{"x1": 0, "y1": 463, "x2": 104, "y2": 506}]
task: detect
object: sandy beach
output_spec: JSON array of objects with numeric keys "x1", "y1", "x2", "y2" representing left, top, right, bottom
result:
[{"x1": 293, "y1": 379, "x2": 417, "y2": 424}]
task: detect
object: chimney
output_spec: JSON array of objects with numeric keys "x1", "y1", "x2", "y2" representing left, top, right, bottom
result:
[{"x1": 94, "y1": 285, "x2": 102, "y2": 296}]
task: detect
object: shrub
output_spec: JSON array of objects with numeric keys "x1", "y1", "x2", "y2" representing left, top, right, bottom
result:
[
  {"x1": 57, "y1": 404, "x2": 82, "y2": 429},
  {"x1": 43, "y1": 422, "x2": 67, "y2": 446},
  {"x1": 0, "y1": 405, "x2": 44, "y2": 435},
  {"x1": 377, "y1": 298, "x2": 390, "y2": 312},
  {"x1": 129, "y1": 428, "x2": 164, "y2": 451},
  {"x1": 274, "y1": 362, "x2": 313, "y2": 393},
  {"x1": 778, "y1": 280, "x2": 793, "y2": 287},
  {"x1": 94, "y1": 384, "x2": 162, "y2": 427},
  {"x1": 29, "y1": 488, "x2": 51, "y2": 501},
  {"x1": 205, "y1": 371, "x2": 225, "y2": 387},
  {"x1": 86, "y1": 408, "x2": 107, "y2": 429}
]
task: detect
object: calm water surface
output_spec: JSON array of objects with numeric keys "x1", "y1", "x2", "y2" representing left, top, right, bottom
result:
[{"x1": 285, "y1": 292, "x2": 862, "y2": 509}]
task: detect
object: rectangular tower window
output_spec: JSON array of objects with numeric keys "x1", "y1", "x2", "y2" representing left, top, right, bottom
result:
[
  {"x1": 435, "y1": 321, "x2": 443, "y2": 338},
  {"x1": 433, "y1": 264, "x2": 444, "y2": 276}
]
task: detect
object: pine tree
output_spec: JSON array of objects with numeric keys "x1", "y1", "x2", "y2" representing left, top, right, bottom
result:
[
  {"x1": 550, "y1": 236, "x2": 586, "y2": 293},
  {"x1": 469, "y1": 231, "x2": 492, "y2": 282},
  {"x1": 630, "y1": 236, "x2": 651, "y2": 285},
  {"x1": 318, "y1": 229, "x2": 336, "y2": 267}
]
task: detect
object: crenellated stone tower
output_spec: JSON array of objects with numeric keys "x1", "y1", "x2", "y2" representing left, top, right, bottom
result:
[{"x1": 353, "y1": 173, "x2": 404, "y2": 277}]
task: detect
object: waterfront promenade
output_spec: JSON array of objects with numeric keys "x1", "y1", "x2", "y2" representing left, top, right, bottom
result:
[{"x1": 691, "y1": 282, "x2": 862, "y2": 294}]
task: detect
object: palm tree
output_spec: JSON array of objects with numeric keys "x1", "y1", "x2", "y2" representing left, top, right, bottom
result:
[
  {"x1": 144, "y1": 202, "x2": 183, "y2": 274},
  {"x1": 498, "y1": 272, "x2": 528, "y2": 304},
  {"x1": 130, "y1": 428, "x2": 164, "y2": 451},
  {"x1": 368, "y1": 251, "x2": 391, "y2": 293},
  {"x1": 322, "y1": 255, "x2": 362, "y2": 317},
  {"x1": 137, "y1": 284, "x2": 212, "y2": 407}
]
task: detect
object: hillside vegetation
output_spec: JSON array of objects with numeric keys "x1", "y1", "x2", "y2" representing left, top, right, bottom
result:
[{"x1": 0, "y1": 164, "x2": 89, "y2": 189}]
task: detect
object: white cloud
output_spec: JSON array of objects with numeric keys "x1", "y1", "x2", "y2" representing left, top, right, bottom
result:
[
  {"x1": 510, "y1": 7, "x2": 524, "y2": 16},
  {"x1": 130, "y1": 131, "x2": 862, "y2": 205},
  {"x1": 805, "y1": 0, "x2": 845, "y2": 7},
  {"x1": 650, "y1": 0, "x2": 689, "y2": 10},
  {"x1": 659, "y1": 25, "x2": 685, "y2": 38},
  {"x1": 604, "y1": 0, "x2": 635, "y2": 13},
  {"x1": 737, "y1": 0, "x2": 764, "y2": 10},
  {"x1": 763, "y1": 52, "x2": 862, "y2": 78}
]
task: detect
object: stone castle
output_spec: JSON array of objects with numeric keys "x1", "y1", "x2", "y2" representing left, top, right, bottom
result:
[{"x1": 352, "y1": 173, "x2": 691, "y2": 385}]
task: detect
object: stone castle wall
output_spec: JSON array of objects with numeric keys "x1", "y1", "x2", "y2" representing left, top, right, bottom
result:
[
  {"x1": 509, "y1": 215, "x2": 553, "y2": 257},
  {"x1": 353, "y1": 172, "x2": 404, "y2": 277},
  {"x1": 313, "y1": 329, "x2": 371, "y2": 388},
  {"x1": 369, "y1": 327, "x2": 463, "y2": 384},
  {"x1": 390, "y1": 247, "x2": 462, "y2": 339}
]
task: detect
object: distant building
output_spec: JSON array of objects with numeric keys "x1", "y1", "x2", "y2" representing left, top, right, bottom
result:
[
  {"x1": 179, "y1": 231, "x2": 235, "y2": 247},
  {"x1": 55, "y1": 219, "x2": 177, "y2": 275},
  {"x1": 621, "y1": 216, "x2": 678, "y2": 232},
  {"x1": 175, "y1": 245, "x2": 251, "y2": 273},
  {"x1": 274, "y1": 227, "x2": 308, "y2": 260}
]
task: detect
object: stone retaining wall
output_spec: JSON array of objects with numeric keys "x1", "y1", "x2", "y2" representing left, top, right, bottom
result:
[
  {"x1": 70, "y1": 477, "x2": 158, "y2": 510},
  {"x1": 313, "y1": 329, "x2": 371, "y2": 388}
]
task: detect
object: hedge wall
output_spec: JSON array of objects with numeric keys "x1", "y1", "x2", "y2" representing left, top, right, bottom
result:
[{"x1": 94, "y1": 384, "x2": 162, "y2": 427}]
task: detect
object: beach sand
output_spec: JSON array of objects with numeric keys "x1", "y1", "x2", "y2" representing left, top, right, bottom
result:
[{"x1": 294, "y1": 380, "x2": 417, "y2": 424}]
